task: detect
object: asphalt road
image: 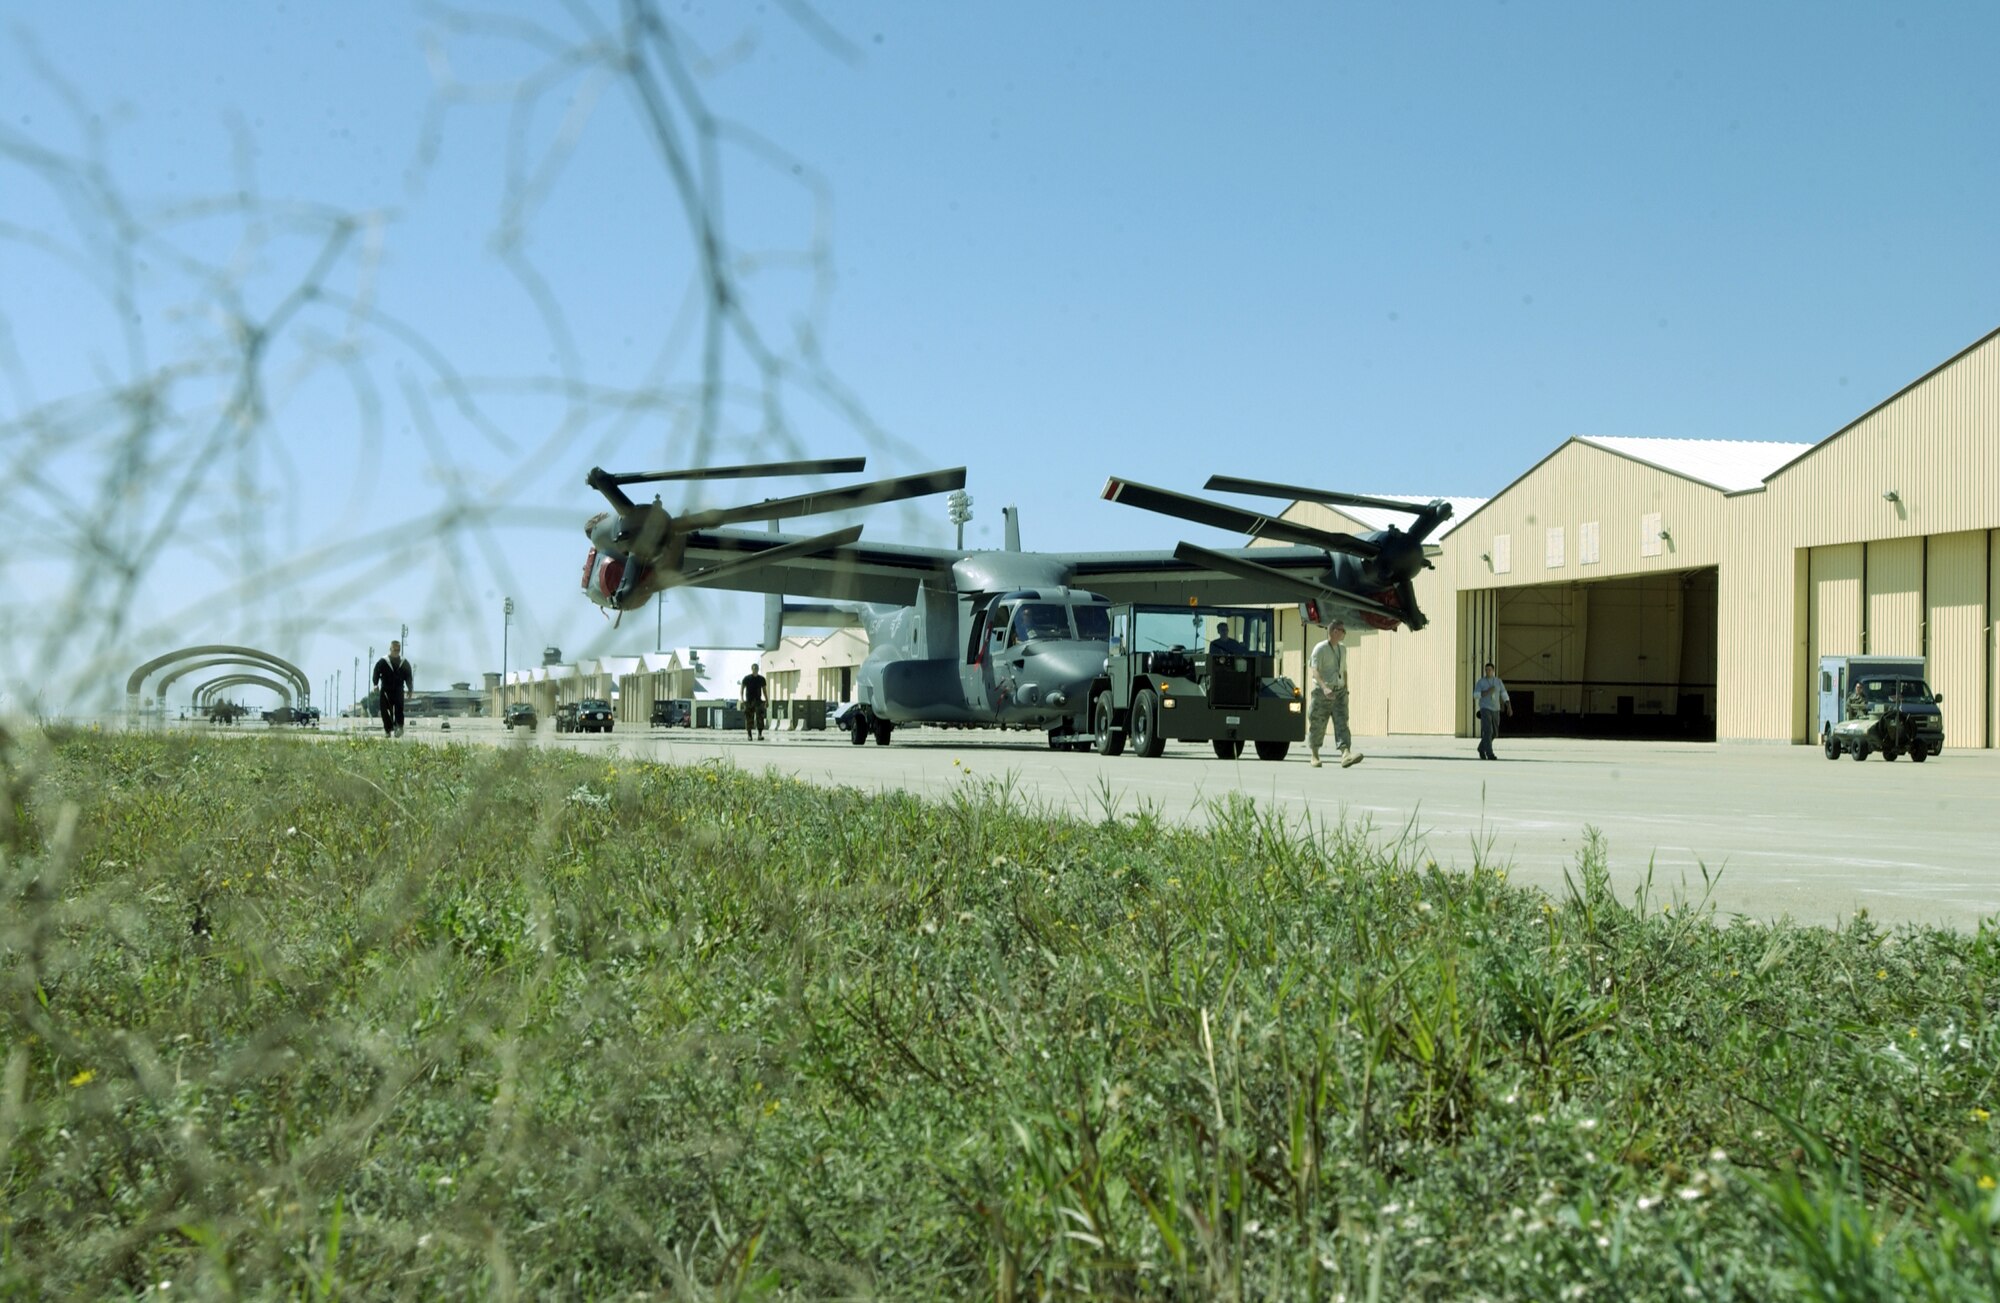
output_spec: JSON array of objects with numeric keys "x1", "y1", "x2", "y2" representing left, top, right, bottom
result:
[{"x1": 324, "y1": 716, "x2": 2000, "y2": 930}]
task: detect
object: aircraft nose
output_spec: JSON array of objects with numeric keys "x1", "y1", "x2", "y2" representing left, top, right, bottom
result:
[{"x1": 1040, "y1": 645, "x2": 1107, "y2": 708}]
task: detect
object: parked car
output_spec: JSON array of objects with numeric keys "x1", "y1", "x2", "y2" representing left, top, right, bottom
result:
[
  {"x1": 553, "y1": 702, "x2": 580, "y2": 733},
  {"x1": 504, "y1": 703, "x2": 538, "y2": 730},
  {"x1": 650, "y1": 698, "x2": 691, "y2": 728},
  {"x1": 577, "y1": 698, "x2": 615, "y2": 734}
]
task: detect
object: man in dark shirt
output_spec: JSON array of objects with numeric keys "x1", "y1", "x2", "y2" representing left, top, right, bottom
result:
[
  {"x1": 373, "y1": 639, "x2": 413, "y2": 738},
  {"x1": 740, "y1": 664, "x2": 767, "y2": 740}
]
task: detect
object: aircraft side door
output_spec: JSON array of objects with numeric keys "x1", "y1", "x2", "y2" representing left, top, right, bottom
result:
[{"x1": 959, "y1": 599, "x2": 1010, "y2": 713}]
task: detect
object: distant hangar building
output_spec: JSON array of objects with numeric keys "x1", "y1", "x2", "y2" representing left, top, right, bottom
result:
[{"x1": 1282, "y1": 323, "x2": 2000, "y2": 749}]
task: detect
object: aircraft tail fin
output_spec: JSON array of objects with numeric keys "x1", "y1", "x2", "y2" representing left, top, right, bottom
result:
[
  {"x1": 763, "y1": 593, "x2": 861, "y2": 651},
  {"x1": 1004, "y1": 504, "x2": 1020, "y2": 551}
]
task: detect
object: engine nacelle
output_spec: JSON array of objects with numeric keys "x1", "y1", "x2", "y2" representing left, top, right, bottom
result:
[{"x1": 581, "y1": 548, "x2": 653, "y2": 611}]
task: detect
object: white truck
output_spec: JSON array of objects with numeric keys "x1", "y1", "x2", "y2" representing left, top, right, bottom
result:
[{"x1": 1816, "y1": 655, "x2": 1946, "y2": 762}]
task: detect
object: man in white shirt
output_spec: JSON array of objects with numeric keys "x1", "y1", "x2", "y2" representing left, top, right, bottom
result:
[
  {"x1": 1308, "y1": 619, "x2": 1362, "y2": 769},
  {"x1": 1472, "y1": 661, "x2": 1512, "y2": 760}
]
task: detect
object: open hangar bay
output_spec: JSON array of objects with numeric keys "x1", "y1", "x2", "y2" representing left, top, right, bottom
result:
[{"x1": 1274, "y1": 322, "x2": 2000, "y2": 750}]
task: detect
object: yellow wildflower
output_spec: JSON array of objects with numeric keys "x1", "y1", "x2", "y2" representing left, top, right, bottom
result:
[
  {"x1": 1980, "y1": 1175, "x2": 1997, "y2": 1192},
  {"x1": 68, "y1": 1069, "x2": 94, "y2": 1088}
]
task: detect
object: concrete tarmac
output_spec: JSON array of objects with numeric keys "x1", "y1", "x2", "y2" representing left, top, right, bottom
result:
[{"x1": 352, "y1": 717, "x2": 2000, "y2": 931}]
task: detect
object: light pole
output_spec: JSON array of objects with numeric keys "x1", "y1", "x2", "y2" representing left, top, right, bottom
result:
[
  {"x1": 947, "y1": 490, "x2": 973, "y2": 550},
  {"x1": 503, "y1": 597, "x2": 514, "y2": 707}
]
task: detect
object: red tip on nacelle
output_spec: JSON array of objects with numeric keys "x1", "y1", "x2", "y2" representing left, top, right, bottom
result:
[{"x1": 1101, "y1": 478, "x2": 1124, "y2": 501}]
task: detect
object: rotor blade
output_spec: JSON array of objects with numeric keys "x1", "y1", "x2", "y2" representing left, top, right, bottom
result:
[
  {"x1": 669, "y1": 524, "x2": 866, "y2": 589},
  {"x1": 1103, "y1": 477, "x2": 1382, "y2": 559},
  {"x1": 1204, "y1": 476, "x2": 1438, "y2": 519},
  {"x1": 679, "y1": 467, "x2": 968, "y2": 530},
  {"x1": 1172, "y1": 542, "x2": 1406, "y2": 624},
  {"x1": 599, "y1": 456, "x2": 868, "y2": 487}
]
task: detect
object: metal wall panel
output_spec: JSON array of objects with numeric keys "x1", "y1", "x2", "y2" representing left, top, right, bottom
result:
[
  {"x1": 1865, "y1": 537, "x2": 1924, "y2": 655},
  {"x1": 1992, "y1": 531, "x2": 2000, "y2": 751},
  {"x1": 1457, "y1": 589, "x2": 1499, "y2": 735},
  {"x1": 1808, "y1": 544, "x2": 1864, "y2": 673},
  {"x1": 1925, "y1": 531, "x2": 1987, "y2": 748},
  {"x1": 1454, "y1": 441, "x2": 1737, "y2": 588}
]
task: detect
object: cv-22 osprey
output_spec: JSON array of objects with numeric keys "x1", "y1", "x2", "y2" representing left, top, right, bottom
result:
[{"x1": 581, "y1": 458, "x2": 1450, "y2": 748}]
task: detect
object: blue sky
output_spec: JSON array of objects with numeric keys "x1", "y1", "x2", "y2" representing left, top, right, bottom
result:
[{"x1": 4, "y1": 2, "x2": 1997, "y2": 709}]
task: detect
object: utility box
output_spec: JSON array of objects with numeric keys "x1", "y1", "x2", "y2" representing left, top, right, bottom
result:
[{"x1": 701, "y1": 704, "x2": 744, "y2": 731}]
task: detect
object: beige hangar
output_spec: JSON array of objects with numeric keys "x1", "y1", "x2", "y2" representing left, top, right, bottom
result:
[{"x1": 1276, "y1": 323, "x2": 2000, "y2": 748}]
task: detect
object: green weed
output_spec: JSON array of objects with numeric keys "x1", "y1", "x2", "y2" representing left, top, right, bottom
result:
[{"x1": 1, "y1": 729, "x2": 1996, "y2": 1298}]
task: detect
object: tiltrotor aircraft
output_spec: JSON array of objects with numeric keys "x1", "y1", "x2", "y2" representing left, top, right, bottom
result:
[{"x1": 581, "y1": 457, "x2": 1450, "y2": 746}]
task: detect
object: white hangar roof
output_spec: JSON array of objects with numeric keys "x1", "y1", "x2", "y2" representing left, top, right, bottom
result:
[{"x1": 1574, "y1": 436, "x2": 1812, "y2": 493}]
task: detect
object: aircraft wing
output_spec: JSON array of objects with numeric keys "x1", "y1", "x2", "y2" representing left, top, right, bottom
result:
[
  {"x1": 1063, "y1": 546, "x2": 1354, "y2": 607},
  {"x1": 672, "y1": 529, "x2": 961, "y2": 605}
]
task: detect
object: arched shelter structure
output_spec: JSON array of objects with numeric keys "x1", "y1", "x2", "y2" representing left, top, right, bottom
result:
[
  {"x1": 155, "y1": 656, "x2": 286, "y2": 710},
  {"x1": 127, "y1": 645, "x2": 309, "y2": 724},
  {"x1": 194, "y1": 674, "x2": 293, "y2": 710}
]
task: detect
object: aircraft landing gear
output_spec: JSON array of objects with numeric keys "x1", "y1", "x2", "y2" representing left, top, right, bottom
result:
[
  {"x1": 873, "y1": 717, "x2": 894, "y2": 745},
  {"x1": 849, "y1": 711, "x2": 870, "y2": 745}
]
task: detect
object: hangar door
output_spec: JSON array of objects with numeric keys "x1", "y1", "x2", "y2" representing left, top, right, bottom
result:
[
  {"x1": 1803, "y1": 532, "x2": 1993, "y2": 748},
  {"x1": 1484, "y1": 569, "x2": 1718, "y2": 739}
]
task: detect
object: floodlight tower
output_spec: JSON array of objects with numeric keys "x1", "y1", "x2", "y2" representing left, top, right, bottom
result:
[{"x1": 947, "y1": 490, "x2": 974, "y2": 549}]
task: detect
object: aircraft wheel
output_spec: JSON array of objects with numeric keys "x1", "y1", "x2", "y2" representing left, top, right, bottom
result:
[
  {"x1": 1255, "y1": 740, "x2": 1290, "y2": 761},
  {"x1": 1093, "y1": 692, "x2": 1125, "y2": 756},
  {"x1": 1910, "y1": 742, "x2": 1929, "y2": 762},
  {"x1": 1852, "y1": 743, "x2": 1868, "y2": 762},
  {"x1": 873, "y1": 718, "x2": 894, "y2": 746},
  {"x1": 1823, "y1": 730, "x2": 1840, "y2": 760},
  {"x1": 1882, "y1": 748, "x2": 1898, "y2": 762},
  {"x1": 1130, "y1": 689, "x2": 1165, "y2": 758},
  {"x1": 1212, "y1": 739, "x2": 1244, "y2": 760},
  {"x1": 849, "y1": 713, "x2": 869, "y2": 745}
]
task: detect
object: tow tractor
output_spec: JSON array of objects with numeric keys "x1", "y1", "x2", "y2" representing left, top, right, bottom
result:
[{"x1": 1091, "y1": 603, "x2": 1303, "y2": 759}]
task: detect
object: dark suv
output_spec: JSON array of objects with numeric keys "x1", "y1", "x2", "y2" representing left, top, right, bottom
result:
[
  {"x1": 504, "y1": 703, "x2": 538, "y2": 730},
  {"x1": 553, "y1": 702, "x2": 580, "y2": 733},
  {"x1": 577, "y1": 698, "x2": 615, "y2": 734}
]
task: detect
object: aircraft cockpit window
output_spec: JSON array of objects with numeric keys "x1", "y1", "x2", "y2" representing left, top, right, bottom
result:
[
  {"x1": 1009, "y1": 603, "x2": 1072, "y2": 644},
  {"x1": 1072, "y1": 605, "x2": 1111, "y2": 642}
]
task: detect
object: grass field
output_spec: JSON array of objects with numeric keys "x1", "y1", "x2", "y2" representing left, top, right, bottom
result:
[{"x1": 3, "y1": 727, "x2": 1998, "y2": 1299}]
